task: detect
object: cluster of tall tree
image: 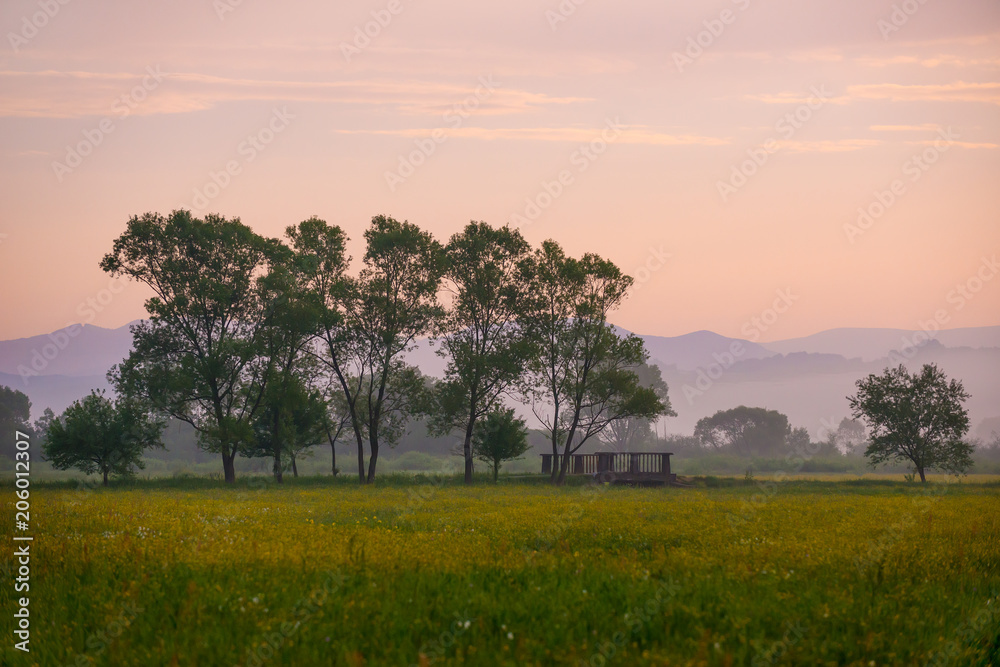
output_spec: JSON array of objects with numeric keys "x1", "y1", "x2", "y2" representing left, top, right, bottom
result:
[{"x1": 100, "y1": 210, "x2": 672, "y2": 484}]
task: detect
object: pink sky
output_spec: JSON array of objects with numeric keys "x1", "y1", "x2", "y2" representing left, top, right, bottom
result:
[{"x1": 0, "y1": 0, "x2": 998, "y2": 342}]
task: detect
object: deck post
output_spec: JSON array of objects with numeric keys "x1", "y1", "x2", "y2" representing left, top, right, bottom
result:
[
  {"x1": 573, "y1": 455, "x2": 584, "y2": 475},
  {"x1": 629, "y1": 453, "x2": 639, "y2": 475},
  {"x1": 597, "y1": 452, "x2": 612, "y2": 474},
  {"x1": 660, "y1": 453, "x2": 672, "y2": 482},
  {"x1": 541, "y1": 454, "x2": 552, "y2": 475}
]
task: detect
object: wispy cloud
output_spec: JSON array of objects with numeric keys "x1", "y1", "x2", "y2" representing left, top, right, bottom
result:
[
  {"x1": 0, "y1": 69, "x2": 590, "y2": 119},
  {"x1": 847, "y1": 81, "x2": 1000, "y2": 105},
  {"x1": 869, "y1": 123, "x2": 942, "y2": 131},
  {"x1": 776, "y1": 139, "x2": 884, "y2": 153},
  {"x1": 855, "y1": 54, "x2": 1000, "y2": 68},
  {"x1": 746, "y1": 81, "x2": 1000, "y2": 107},
  {"x1": 336, "y1": 124, "x2": 731, "y2": 146}
]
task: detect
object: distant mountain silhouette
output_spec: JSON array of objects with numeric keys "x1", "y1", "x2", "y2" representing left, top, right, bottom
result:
[
  {"x1": 2, "y1": 321, "x2": 997, "y2": 441},
  {"x1": 0, "y1": 322, "x2": 136, "y2": 378},
  {"x1": 615, "y1": 327, "x2": 776, "y2": 372},
  {"x1": 759, "y1": 326, "x2": 1000, "y2": 362}
]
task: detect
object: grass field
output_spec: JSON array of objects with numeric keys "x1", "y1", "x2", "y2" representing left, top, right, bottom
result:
[{"x1": 2, "y1": 476, "x2": 999, "y2": 666}]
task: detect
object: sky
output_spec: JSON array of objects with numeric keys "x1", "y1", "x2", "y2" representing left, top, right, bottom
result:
[{"x1": 0, "y1": 0, "x2": 998, "y2": 343}]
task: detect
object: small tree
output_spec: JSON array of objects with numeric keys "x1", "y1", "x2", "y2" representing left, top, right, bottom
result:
[
  {"x1": 848, "y1": 363, "x2": 972, "y2": 482},
  {"x1": 472, "y1": 409, "x2": 529, "y2": 482},
  {"x1": 43, "y1": 392, "x2": 165, "y2": 485}
]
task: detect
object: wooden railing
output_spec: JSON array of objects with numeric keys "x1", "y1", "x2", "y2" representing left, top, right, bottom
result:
[{"x1": 541, "y1": 452, "x2": 673, "y2": 480}]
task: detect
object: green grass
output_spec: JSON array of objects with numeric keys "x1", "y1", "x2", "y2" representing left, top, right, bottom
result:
[{"x1": 1, "y1": 476, "x2": 998, "y2": 666}]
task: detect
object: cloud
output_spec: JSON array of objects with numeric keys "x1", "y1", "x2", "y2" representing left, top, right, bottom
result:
[
  {"x1": 869, "y1": 123, "x2": 942, "y2": 131},
  {"x1": 0, "y1": 69, "x2": 590, "y2": 119},
  {"x1": 854, "y1": 54, "x2": 1000, "y2": 68},
  {"x1": 776, "y1": 139, "x2": 884, "y2": 153},
  {"x1": 746, "y1": 81, "x2": 1000, "y2": 107},
  {"x1": 336, "y1": 124, "x2": 731, "y2": 146},
  {"x1": 847, "y1": 81, "x2": 1000, "y2": 104}
]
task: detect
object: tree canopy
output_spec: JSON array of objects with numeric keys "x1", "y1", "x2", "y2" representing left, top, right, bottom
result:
[
  {"x1": 522, "y1": 241, "x2": 670, "y2": 484},
  {"x1": 849, "y1": 363, "x2": 972, "y2": 481},
  {"x1": 43, "y1": 391, "x2": 164, "y2": 485},
  {"x1": 431, "y1": 221, "x2": 534, "y2": 484},
  {"x1": 694, "y1": 406, "x2": 791, "y2": 457},
  {"x1": 102, "y1": 210, "x2": 285, "y2": 483},
  {"x1": 472, "y1": 408, "x2": 530, "y2": 482}
]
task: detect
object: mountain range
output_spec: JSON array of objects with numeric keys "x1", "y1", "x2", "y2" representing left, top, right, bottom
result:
[{"x1": 3, "y1": 321, "x2": 998, "y2": 441}]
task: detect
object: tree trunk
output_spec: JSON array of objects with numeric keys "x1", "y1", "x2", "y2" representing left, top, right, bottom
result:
[
  {"x1": 356, "y1": 437, "x2": 366, "y2": 483},
  {"x1": 463, "y1": 416, "x2": 475, "y2": 485},
  {"x1": 222, "y1": 451, "x2": 236, "y2": 484},
  {"x1": 918, "y1": 466, "x2": 926, "y2": 482},
  {"x1": 291, "y1": 454, "x2": 298, "y2": 478},
  {"x1": 493, "y1": 462, "x2": 498, "y2": 483},
  {"x1": 102, "y1": 469, "x2": 109, "y2": 486},
  {"x1": 366, "y1": 438, "x2": 379, "y2": 483},
  {"x1": 331, "y1": 442, "x2": 337, "y2": 476},
  {"x1": 550, "y1": 434, "x2": 559, "y2": 484}
]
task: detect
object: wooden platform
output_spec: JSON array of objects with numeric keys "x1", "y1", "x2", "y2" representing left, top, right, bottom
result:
[{"x1": 541, "y1": 452, "x2": 677, "y2": 486}]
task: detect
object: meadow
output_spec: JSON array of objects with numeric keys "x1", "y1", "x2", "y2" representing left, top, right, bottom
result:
[{"x1": 2, "y1": 475, "x2": 998, "y2": 666}]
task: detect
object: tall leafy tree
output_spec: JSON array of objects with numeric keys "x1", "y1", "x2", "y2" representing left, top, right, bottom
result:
[
  {"x1": 292, "y1": 215, "x2": 444, "y2": 482},
  {"x1": 101, "y1": 210, "x2": 283, "y2": 483},
  {"x1": 349, "y1": 216, "x2": 444, "y2": 481},
  {"x1": 282, "y1": 217, "x2": 366, "y2": 479},
  {"x1": 253, "y1": 243, "x2": 323, "y2": 482},
  {"x1": 523, "y1": 241, "x2": 668, "y2": 484},
  {"x1": 43, "y1": 391, "x2": 164, "y2": 485},
  {"x1": 431, "y1": 221, "x2": 534, "y2": 484},
  {"x1": 849, "y1": 363, "x2": 972, "y2": 481}
]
